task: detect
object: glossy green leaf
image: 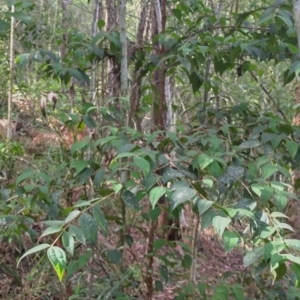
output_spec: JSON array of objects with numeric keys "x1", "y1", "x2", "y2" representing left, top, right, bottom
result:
[
  {"x1": 70, "y1": 160, "x2": 89, "y2": 174},
  {"x1": 283, "y1": 254, "x2": 300, "y2": 265},
  {"x1": 69, "y1": 224, "x2": 86, "y2": 244},
  {"x1": 198, "y1": 199, "x2": 213, "y2": 215},
  {"x1": 149, "y1": 186, "x2": 166, "y2": 209},
  {"x1": 260, "y1": 226, "x2": 276, "y2": 239},
  {"x1": 93, "y1": 204, "x2": 108, "y2": 237},
  {"x1": 94, "y1": 168, "x2": 106, "y2": 185},
  {"x1": 16, "y1": 169, "x2": 33, "y2": 185},
  {"x1": 0, "y1": 19, "x2": 9, "y2": 32},
  {"x1": 182, "y1": 254, "x2": 192, "y2": 269},
  {"x1": 106, "y1": 249, "x2": 121, "y2": 265},
  {"x1": 83, "y1": 115, "x2": 96, "y2": 128},
  {"x1": 261, "y1": 164, "x2": 277, "y2": 179},
  {"x1": 71, "y1": 140, "x2": 89, "y2": 155},
  {"x1": 239, "y1": 139, "x2": 260, "y2": 149},
  {"x1": 79, "y1": 213, "x2": 98, "y2": 247},
  {"x1": 198, "y1": 154, "x2": 213, "y2": 170},
  {"x1": 133, "y1": 156, "x2": 150, "y2": 177},
  {"x1": 47, "y1": 246, "x2": 66, "y2": 282},
  {"x1": 18, "y1": 243, "x2": 50, "y2": 266},
  {"x1": 65, "y1": 210, "x2": 81, "y2": 223},
  {"x1": 243, "y1": 246, "x2": 264, "y2": 267},
  {"x1": 223, "y1": 231, "x2": 239, "y2": 252},
  {"x1": 213, "y1": 216, "x2": 231, "y2": 237},
  {"x1": 286, "y1": 140, "x2": 299, "y2": 159},
  {"x1": 62, "y1": 232, "x2": 75, "y2": 256},
  {"x1": 41, "y1": 225, "x2": 63, "y2": 238},
  {"x1": 201, "y1": 208, "x2": 217, "y2": 230},
  {"x1": 171, "y1": 187, "x2": 196, "y2": 210},
  {"x1": 232, "y1": 284, "x2": 244, "y2": 300},
  {"x1": 122, "y1": 190, "x2": 139, "y2": 210},
  {"x1": 271, "y1": 212, "x2": 288, "y2": 218}
]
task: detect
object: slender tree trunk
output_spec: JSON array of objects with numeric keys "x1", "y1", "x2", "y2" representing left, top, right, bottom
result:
[
  {"x1": 289, "y1": 0, "x2": 300, "y2": 236},
  {"x1": 128, "y1": 3, "x2": 148, "y2": 130},
  {"x1": 106, "y1": 0, "x2": 120, "y2": 101},
  {"x1": 119, "y1": 0, "x2": 128, "y2": 96},
  {"x1": 118, "y1": 0, "x2": 128, "y2": 276},
  {"x1": 8, "y1": 4, "x2": 15, "y2": 140},
  {"x1": 90, "y1": 0, "x2": 101, "y2": 103},
  {"x1": 151, "y1": 0, "x2": 166, "y2": 130},
  {"x1": 60, "y1": 0, "x2": 69, "y2": 59}
]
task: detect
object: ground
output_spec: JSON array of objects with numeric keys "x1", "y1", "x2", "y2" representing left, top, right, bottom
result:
[{"x1": 0, "y1": 224, "x2": 247, "y2": 300}]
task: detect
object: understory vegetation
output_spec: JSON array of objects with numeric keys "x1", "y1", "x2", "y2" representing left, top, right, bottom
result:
[{"x1": 1, "y1": 0, "x2": 300, "y2": 299}]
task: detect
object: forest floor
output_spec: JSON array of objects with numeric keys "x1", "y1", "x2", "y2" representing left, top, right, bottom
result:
[{"x1": 0, "y1": 224, "x2": 247, "y2": 300}]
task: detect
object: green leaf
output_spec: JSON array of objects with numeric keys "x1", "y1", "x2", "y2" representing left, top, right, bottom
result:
[
  {"x1": 286, "y1": 140, "x2": 299, "y2": 159},
  {"x1": 201, "y1": 208, "x2": 217, "y2": 230},
  {"x1": 271, "y1": 212, "x2": 288, "y2": 218},
  {"x1": 283, "y1": 254, "x2": 300, "y2": 265},
  {"x1": 285, "y1": 239, "x2": 300, "y2": 251},
  {"x1": 133, "y1": 156, "x2": 150, "y2": 177},
  {"x1": 16, "y1": 169, "x2": 33, "y2": 185},
  {"x1": 114, "y1": 152, "x2": 136, "y2": 159},
  {"x1": 223, "y1": 231, "x2": 239, "y2": 252},
  {"x1": 69, "y1": 224, "x2": 86, "y2": 244},
  {"x1": 74, "y1": 200, "x2": 92, "y2": 207},
  {"x1": 198, "y1": 154, "x2": 213, "y2": 170},
  {"x1": 94, "y1": 136, "x2": 118, "y2": 147},
  {"x1": 292, "y1": 263, "x2": 300, "y2": 282},
  {"x1": 122, "y1": 190, "x2": 139, "y2": 210},
  {"x1": 239, "y1": 139, "x2": 260, "y2": 149},
  {"x1": 65, "y1": 210, "x2": 81, "y2": 223},
  {"x1": 67, "y1": 68, "x2": 90, "y2": 86},
  {"x1": 171, "y1": 187, "x2": 196, "y2": 210},
  {"x1": 0, "y1": 19, "x2": 9, "y2": 32},
  {"x1": 232, "y1": 285, "x2": 244, "y2": 300},
  {"x1": 43, "y1": 221, "x2": 65, "y2": 226},
  {"x1": 79, "y1": 213, "x2": 98, "y2": 247},
  {"x1": 260, "y1": 226, "x2": 276, "y2": 239},
  {"x1": 47, "y1": 246, "x2": 66, "y2": 282},
  {"x1": 83, "y1": 115, "x2": 96, "y2": 128},
  {"x1": 93, "y1": 204, "x2": 108, "y2": 237},
  {"x1": 189, "y1": 71, "x2": 203, "y2": 93},
  {"x1": 70, "y1": 160, "x2": 89, "y2": 174},
  {"x1": 41, "y1": 225, "x2": 63, "y2": 238},
  {"x1": 71, "y1": 141, "x2": 89, "y2": 156},
  {"x1": 197, "y1": 199, "x2": 213, "y2": 215},
  {"x1": 274, "y1": 221, "x2": 294, "y2": 232},
  {"x1": 17, "y1": 243, "x2": 50, "y2": 266},
  {"x1": 243, "y1": 246, "x2": 264, "y2": 267},
  {"x1": 94, "y1": 168, "x2": 106, "y2": 185},
  {"x1": 261, "y1": 164, "x2": 277, "y2": 179},
  {"x1": 178, "y1": 56, "x2": 191, "y2": 72},
  {"x1": 182, "y1": 254, "x2": 192, "y2": 269},
  {"x1": 273, "y1": 263, "x2": 287, "y2": 282},
  {"x1": 106, "y1": 249, "x2": 121, "y2": 265},
  {"x1": 213, "y1": 216, "x2": 231, "y2": 237},
  {"x1": 149, "y1": 187, "x2": 166, "y2": 209},
  {"x1": 62, "y1": 232, "x2": 75, "y2": 256}
]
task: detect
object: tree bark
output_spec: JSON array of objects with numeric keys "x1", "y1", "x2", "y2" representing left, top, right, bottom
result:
[
  {"x1": 288, "y1": 0, "x2": 300, "y2": 236},
  {"x1": 128, "y1": 3, "x2": 148, "y2": 130},
  {"x1": 7, "y1": 4, "x2": 15, "y2": 140},
  {"x1": 60, "y1": 0, "x2": 69, "y2": 59}
]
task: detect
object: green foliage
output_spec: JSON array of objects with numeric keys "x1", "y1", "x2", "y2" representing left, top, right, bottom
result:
[{"x1": 2, "y1": 0, "x2": 300, "y2": 298}]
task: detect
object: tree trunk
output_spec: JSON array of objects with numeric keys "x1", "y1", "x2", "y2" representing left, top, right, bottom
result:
[
  {"x1": 7, "y1": 4, "x2": 15, "y2": 140},
  {"x1": 90, "y1": 0, "x2": 101, "y2": 103},
  {"x1": 288, "y1": 0, "x2": 300, "y2": 236},
  {"x1": 60, "y1": 0, "x2": 69, "y2": 59},
  {"x1": 128, "y1": 3, "x2": 148, "y2": 130}
]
